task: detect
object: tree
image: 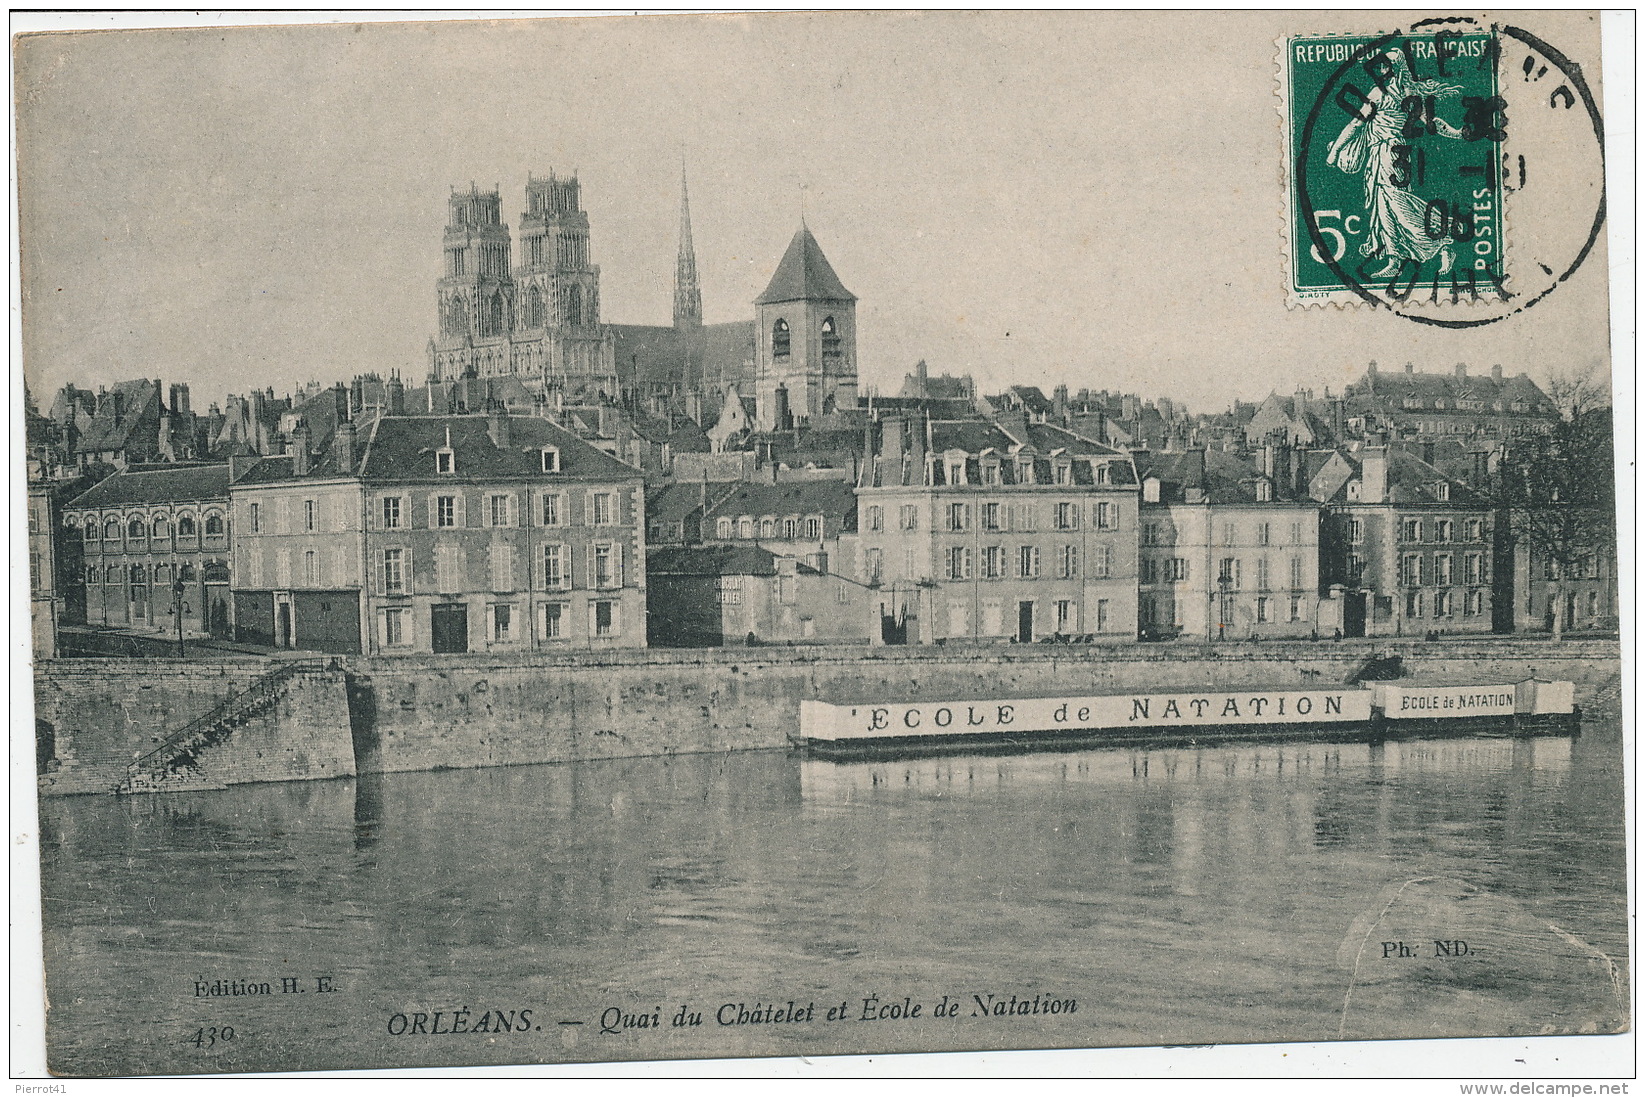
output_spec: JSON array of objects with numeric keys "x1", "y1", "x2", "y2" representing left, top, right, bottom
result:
[{"x1": 1492, "y1": 374, "x2": 1615, "y2": 638}]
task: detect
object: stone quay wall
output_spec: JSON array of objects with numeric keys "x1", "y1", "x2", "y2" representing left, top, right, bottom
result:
[{"x1": 32, "y1": 639, "x2": 1622, "y2": 795}]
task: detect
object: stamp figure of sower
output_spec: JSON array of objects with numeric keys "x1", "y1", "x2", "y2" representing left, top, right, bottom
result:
[{"x1": 1326, "y1": 52, "x2": 1466, "y2": 279}]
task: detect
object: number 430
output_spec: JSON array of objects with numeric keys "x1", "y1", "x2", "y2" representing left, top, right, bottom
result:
[
  {"x1": 190, "y1": 1025, "x2": 235, "y2": 1048},
  {"x1": 1309, "y1": 210, "x2": 1363, "y2": 263}
]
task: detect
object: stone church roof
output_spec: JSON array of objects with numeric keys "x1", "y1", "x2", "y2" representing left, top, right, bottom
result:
[{"x1": 755, "y1": 227, "x2": 856, "y2": 305}]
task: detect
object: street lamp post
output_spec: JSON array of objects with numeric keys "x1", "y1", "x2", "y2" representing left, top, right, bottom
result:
[{"x1": 172, "y1": 579, "x2": 186, "y2": 659}]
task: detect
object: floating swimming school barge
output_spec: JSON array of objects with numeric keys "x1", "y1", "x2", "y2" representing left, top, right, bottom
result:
[{"x1": 798, "y1": 680, "x2": 1578, "y2": 760}]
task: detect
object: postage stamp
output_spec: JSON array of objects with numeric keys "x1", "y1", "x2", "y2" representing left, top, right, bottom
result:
[{"x1": 1281, "y1": 19, "x2": 1605, "y2": 322}]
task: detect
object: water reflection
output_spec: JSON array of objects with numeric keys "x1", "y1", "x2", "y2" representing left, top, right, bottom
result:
[{"x1": 38, "y1": 722, "x2": 1626, "y2": 1076}]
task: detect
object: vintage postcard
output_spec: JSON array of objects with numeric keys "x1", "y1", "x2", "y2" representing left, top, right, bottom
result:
[{"x1": 12, "y1": 10, "x2": 1629, "y2": 1080}]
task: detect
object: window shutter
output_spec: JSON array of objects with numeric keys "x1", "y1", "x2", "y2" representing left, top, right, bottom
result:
[
  {"x1": 427, "y1": 493, "x2": 439, "y2": 529},
  {"x1": 613, "y1": 544, "x2": 624, "y2": 588},
  {"x1": 374, "y1": 550, "x2": 386, "y2": 595},
  {"x1": 587, "y1": 545, "x2": 597, "y2": 589},
  {"x1": 588, "y1": 601, "x2": 598, "y2": 637},
  {"x1": 611, "y1": 600, "x2": 622, "y2": 636}
]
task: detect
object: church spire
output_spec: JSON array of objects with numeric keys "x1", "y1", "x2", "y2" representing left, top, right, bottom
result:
[{"x1": 673, "y1": 158, "x2": 703, "y2": 330}]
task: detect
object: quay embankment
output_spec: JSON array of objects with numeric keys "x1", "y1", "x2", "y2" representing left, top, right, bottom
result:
[{"x1": 31, "y1": 638, "x2": 1622, "y2": 796}]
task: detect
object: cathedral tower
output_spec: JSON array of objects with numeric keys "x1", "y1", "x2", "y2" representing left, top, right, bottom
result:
[
  {"x1": 431, "y1": 185, "x2": 515, "y2": 382},
  {"x1": 673, "y1": 165, "x2": 703, "y2": 330},
  {"x1": 515, "y1": 172, "x2": 616, "y2": 396},
  {"x1": 754, "y1": 225, "x2": 858, "y2": 430}
]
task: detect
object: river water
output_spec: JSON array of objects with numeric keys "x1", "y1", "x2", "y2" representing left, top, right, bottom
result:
[{"x1": 38, "y1": 719, "x2": 1628, "y2": 1076}]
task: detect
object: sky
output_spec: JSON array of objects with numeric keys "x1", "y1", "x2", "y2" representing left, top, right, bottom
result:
[{"x1": 14, "y1": 11, "x2": 1615, "y2": 417}]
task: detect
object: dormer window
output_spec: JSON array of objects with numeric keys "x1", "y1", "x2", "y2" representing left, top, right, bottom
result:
[
  {"x1": 436, "y1": 448, "x2": 456, "y2": 474},
  {"x1": 1256, "y1": 480, "x2": 1272, "y2": 502},
  {"x1": 540, "y1": 447, "x2": 560, "y2": 473},
  {"x1": 1017, "y1": 461, "x2": 1034, "y2": 484},
  {"x1": 1054, "y1": 463, "x2": 1072, "y2": 486},
  {"x1": 1435, "y1": 482, "x2": 1450, "y2": 501},
  {"x1": 947, "y1": 462, "x2": 966, "y2": 486},
  {"x1": 981, "y1": 463, "x2": 1001, "y2": 486},
  {"x1": 1094, "y1": 462, "x2": 1111, "y2": 485}
]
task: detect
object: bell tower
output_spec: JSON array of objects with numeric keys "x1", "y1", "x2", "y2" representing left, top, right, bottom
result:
[
  {"x1": 514, "y1": 172, "x2": 616, "y2": 398},
  {"x1": 754, "y1": 225, "x2": 858, "y2": 430},
  {"x1": 431, "y1": 185, "x2": 514, "y2": 382}
]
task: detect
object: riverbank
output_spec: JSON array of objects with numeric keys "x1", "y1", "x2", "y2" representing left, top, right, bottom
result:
[{"x1": 32, "y1": 638, "x2": 1623, "y2": 796}]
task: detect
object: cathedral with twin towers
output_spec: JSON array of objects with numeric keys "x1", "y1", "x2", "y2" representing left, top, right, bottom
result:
[{"x1": 427, "y1": 169, "x2": 860, "y2": 432}]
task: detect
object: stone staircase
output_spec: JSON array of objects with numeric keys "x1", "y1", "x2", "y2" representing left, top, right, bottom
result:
[{"x1": 117, "y1": 658, "x2": 335, "y2": 795}]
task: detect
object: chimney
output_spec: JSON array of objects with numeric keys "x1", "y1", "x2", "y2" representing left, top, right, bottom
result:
[
  {"x1": 1331, "y1": 397, "x2": 1346, "y2": 442},
  {"x1": 773, "y1": 384, "x2": 791, "y2": 432},
  {"x1": 1292, "y1": 388, "x2": 1306, "y2": 420},
  {"x1": 488, "y1": 404, "x2": 512, "y2": 450},
  {"x1": 335, "y1": 419, "x2": 356, "y2": 475},
  {"x1": 1367, "y1": 360, "x2": 1378, "y2": 379},
  {"x1": 910, "y1": 413, "x2": 928, "y2": 487},
  {"x1": 1491, "y1": 365, "x2": 1503, "y2": 383},
  {"x1": 1361, "y1": 446, "x2": 1388, "y2": 503},
  {"x1": 1421, "y1": 441, "x2": 1435, "y2": 467},
  {"x1": 915, "y1": 359, "x2": 929, "y2": 398},
  {"x1": 385, "y1": 373, "x2": 405, "y2": 416},
  {"x1": 1289, "y1": 445, "x2": 1305, "y2": 494},
  {"x1": 169, "y1": 383, "x2": 191, "y2": 417},
  {"x1": 1262, "y1": 444, "x2": 1276, "y2": 479},
  {"x1": 1454, "y1": 363, "x2": 1467, "y2": 381},
  {"x1": 290, "y1": 422, "x2": 311, "y2": 476},
  {"x1": 1122, "y1": 394, "x2": 1139, "y2": 421},
  {"x1": 1184, "y1": 448, "x2": 1207, "y2": 503},
  {"x1": 1404, "y1": 362, "x2": 1415, "y2": 374},
  {"x1": 881, "y1": 416, "x2": 905, "y2": 461}
]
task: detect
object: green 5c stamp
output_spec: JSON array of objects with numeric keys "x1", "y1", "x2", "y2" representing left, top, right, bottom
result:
[{"x1": 1281, "y1": 18, "x2": 1605, "y2": 326}]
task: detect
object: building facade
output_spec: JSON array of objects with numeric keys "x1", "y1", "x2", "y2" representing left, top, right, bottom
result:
[
  {"x1": 857, "y1": 417, "x2": 1140, "y2": 645},
  {"x1": 754, "y1": 227, "x2": 859, "y2": 431},
  {"x1": 647, "y1": 544, "x2": 869, "y2": 647},
  {"x1": 63, "y1": 464, "x2": 234, "y2": 640},
  {"x1": 1135, "y1": 449, "x2": 1323, "y2": 641},
  {"x1": 231, "y1": 410, "x2": 647, "y2": 654}
]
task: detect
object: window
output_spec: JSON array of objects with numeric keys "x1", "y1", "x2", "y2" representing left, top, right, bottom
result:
[
  {"x1": 1256, "y1": 481, "x2": 1272, "y2": 502},
  {"x1": 1434, "y1": 590, "x2": 1452, "y2": 616},
  {"x1": 381, "y1": 496, "x2": 403, "y2": 529},
  {"x1": 435, "y1": 544, "x2": 462, "y2": 592},
  {"x1": 983, "y1": 545, "x2": 1006, "y2": 579},
  {"x1": 491, "y1": 604, "x2": 514, "y2": 642},
  {"x1": 1095, "y1": 502, "x2": 1117, "y2": 529},
  {"x1": 1221, "y1": 522, "x2": 1236, "y2": 546},
  {"x1": 541, "y1": 544, "x2": 569, "y2": 590},
  {"x1": 1348, "y1": 519, "x2": 1364, "y2": 544},
  {"x1": 1403, "y1": 554, "x2": 1423, "y2": 586},
  {"x1": 1218, "y1": 557, "x2": 1240, "y2": 589},
  {"x1": 249, "y1": 503, "x2": 261, "y2": 534},
  {"x1": 804, "y1": 517, "x2": 821, "y2": 540},
  {"x1": 899, "y1": 504, "x2": 919, "y2": 530},
  {"x1": 772, "y1": 318, "x2": 790, "y2": 359},
  {"x1": 594, "y1": 600, "x2": 619, "y2": 637},
  {"x1": 1089, "y1": 544, "x2": 1112, "y2": 579},
  {"x1": 1018, "y1": 545, "x2": 1040, "y2": 579},
  {"x1": 1346, "y1": 553, "x2": 1365, "y2": 581},
  {"x1": 152, "y1": 516, "x2": 169, "y2": 540},
  {"x1": 591, "y1": 544, "x2": 618, "y2": 589},
  {"x1": 946, "y1": 503, "x2": 969, "y2": 532},
  {"x1": 867, "y1": 505, "x2": 884, "y2": 532},
  {"x1": 1257, "y1": 522, "x2": 1271, "y2": 546},
  {"x1": 79, "y1": 518, "x2": 97, "y2": 542},
  {"x1": 821, "y1": 316, "x2": 840, "y2": 355},
  {"x1": 1057, "y1": 544, "x2": 1079, "y2": 579},
  {"x1": 1402, "y1": 518, "x2": 1422, "y2": 541},
  {"x1": 1436, "y1": 482, "x2": 1450, "y2": 501},
  {"x1": 128, "y1": 517, "x2": 146, "y2": 540},
  {"x1": 1289, "y1": 595, "x2": 1304, "y2": 622},
  {"x1": 1014, "y1": 504, "x2": 1036, "y2": 532},
  {"x1": 1017, "y1": 461, "x2": 1035, "y2": 485},
  {"x1": 304, "y1": 500, "x2": 316, "y2": 532},
  {"x1": 437, "y1": 495, "x2": 458, "y2": 528},
  {"x1": 1405, "y1": 590, "x2": 1423, "y2": 618},
  {"x1": 716, "y1": 517, "x2": 734, "y2": 539},
  {"x1": 1142, "y1": 523, "x2": 1159, "y2": 547},
  {"x1": 805, "y1": 552, "x2": 829, "y2": 574},
  {"x1": 1095, "y1": 462, "x2": 1111, "y2": 485},
  {"x1": 1436, "y1": 520, "x2": 1454, "y2": 543},
  {"x1": 304, "y1": 551, "x2": 317, "y2": 585},
  {"x1": 718, "y1": 576, "x2": 743, "y2": 605},
  {"x1": 837, "y1": 582, "x2": 851, "y2": 604},
  {"x1": 948, "y1": 462, "x2": 966, "y2": 486},
  {"x1": 1054, "y1": 463, "x2": 1071, "y2": 486},
  {"x1": 759, "y1": 518, "x2": 775, "y2": 539},
  {"x1": 488, "y1": 494, "x2": 513, "y2": 527},
  {"x1": 981, "y1": 464, "x2": 1001, "y2": 486},
  {"x1": 1290, "y1": 556, "x2": 1304, "y2": 589},
  {"x1": 540, "y1": 448, "x2": 560, "y2": 473},
  {"x1": 1435, "y1": 554, "x2": 1453, "y2": 585},
  {"x1": 946, "y1": 546, "x2": 972, "y2": 580},
  {"x1": 104, "y1": 518, "x2": 121, "y2": 540},
  {"x1": 382, "y1": 608, "x2": 408, "y2": 647},
  {"x1": 541, "y1": 603, "x2": 565, "y2": 639},
  {"x1": 739, "y1": 518, "x2": 754, "y2": 539},
  {"x1": 1290, "y1": 522, "x2": 1304, "y2": 545},
  {"x1": 591, "y1": 493, "x2": 614, "y2": 526},
  {"x1": 1464, "y1": 589, "x2": 1483, "y2": 616},
  {"x1": 1095, "y1": 599, "x2": 1109, "y2": 632},
  {"x1": 1464, "y1": 553, "x2": 1483, "y2": 584},
  {"x1": 1256, "y1": 597, "x2": 1270, "y2": 624},
  {"x1": 866, "y1": 548, "x2": 883, "y2": 584},
  {"x1": 1141, "y1": 558, "x2": 1158, "y2": 584},
  {"x1": 782, "y1": 518, "x2": 798, "y2": 539},
  {"x1": 1256, "y1": 557, "x2": 1271, "y2": 590},
  {"x1": 1056, "y1": 599, "x2": 1075, "y2": 631},
  {"x1": 381, "y1": 548, "x2": 406, "y2": 595},
  {"x1": 1167, "y1": 558, "x2": 1189, "y2": 582},
  {"x1": 1055, "y1": 502, "x2": 1078, "y2": 530},
  {"x1": 1464, "y1": 518, "x2": 1483, "y2": 540},
  {"x1": 981, "y1": 502, "x2": 1001, "y2": 531},
  {"x1": 490, "y1": 543, "x2": 515, "y2": 592}
]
